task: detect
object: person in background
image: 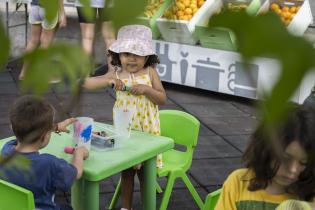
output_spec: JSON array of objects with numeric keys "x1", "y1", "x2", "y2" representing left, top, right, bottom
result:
[
  {"x1": 0, "y1": 95, "x2": 89, "y2": 210},
  {"x1": 75, "y1": 0, "x2": 116, "y2": 71},
  {"x1": 215, "y1": 105, "x2": 315, "y2": 210},
  {"x1": 19, "y1": 0, "x2": 67, "y2": 81}
]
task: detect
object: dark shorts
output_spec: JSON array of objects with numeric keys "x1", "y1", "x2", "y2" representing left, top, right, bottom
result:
[{"x1": 76, "y1": 7, "x2": 111, "y2": 23}]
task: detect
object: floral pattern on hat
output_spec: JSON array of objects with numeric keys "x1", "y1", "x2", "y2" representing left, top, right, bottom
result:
[{"x1": 109, "y1": 25, "x2": 156, "y2": 56}]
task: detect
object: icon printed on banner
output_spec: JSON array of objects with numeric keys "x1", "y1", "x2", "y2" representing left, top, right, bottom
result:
[
  {"x1": 192, "y1": 58, "x2": 224, "y2": 91},
  {"x1": 228, "y1": 62, "x2": 259, "y2": 98},
  {"x1": 155, "y1": 43, "x2": 177, "y2": 81},
  {"x1": 180, "y1": 51, "x2": 189, "y2": 84}
]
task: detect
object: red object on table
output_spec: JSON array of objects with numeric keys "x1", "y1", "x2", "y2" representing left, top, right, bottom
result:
[{"x1": 64, "y1": 146, "x2": 75, "y2": 154}]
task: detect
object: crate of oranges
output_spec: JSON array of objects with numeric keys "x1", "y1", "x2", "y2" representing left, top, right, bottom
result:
[
  {"x1": 267, "y1": 0, "x2": 313, "y2": 36},
  {"x1": 135, "y1": 0, "x2": 172, "y2": 39},
  {"x1": 156, "y1": 0, "x2": 220, "y2": 45}
]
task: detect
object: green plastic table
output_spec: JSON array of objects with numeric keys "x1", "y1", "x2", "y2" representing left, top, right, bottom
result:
[{"x1": 0, "y1": 123, "x2": 174, "y2": 210}]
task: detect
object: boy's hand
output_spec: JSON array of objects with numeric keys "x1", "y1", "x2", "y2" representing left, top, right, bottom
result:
[
  {"x1": 57, "y1": 118, "x2": 76, "y2": 133},
  {"x1": 109, "y1": 78, "x2": 124, "y2": 91},
  {"x1": 130, "y1": 84, "x2": 148, "y2": 95},
  {"x1": 74, "y1": 146, "x2": 89, "y2": 160}
]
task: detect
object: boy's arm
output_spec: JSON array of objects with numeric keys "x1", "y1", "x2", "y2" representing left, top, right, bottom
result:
[
  {"x1": 71, "y1": 146, "x2": 89, "y2": 179},
  {"x1": 83, "y1": 71, "x2": 124, "y2": 90},
  {"x1": 58, "y1": 0, "x2": 66, "y2": 28},
  {"x1": 129, "y1": 68, "x2": 167, "y2": 105}
]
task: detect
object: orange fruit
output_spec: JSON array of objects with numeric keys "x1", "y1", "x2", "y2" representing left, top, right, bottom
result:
[
  {"x1": 176, "y1": 10, "x2": 184, "y2": 17},
  {"x1": 183, "y1": 0, "x2": 190, "y2": 7},
  {"x1": 270, "y1": 3, "x2": 280, "y2": 11},
  {"x1": 176, "y1": 2, "x2": 185, "y2": 10},
  {"x1": 289, "y1": 6, "x2": 297, "y2": 13},
  {"x1": 181, "y1": 15, "x2": 189, "y2": 20},
  {"x1": 197, "y1": 0, "x2": 204, "y2": 8},
  {"x1": 282, "y1": 6, "x2": 289, "y2": 12},
  {"x1": 281, "y1": 12, "x2": 290, "y2": 19},
  {"x1": 190, "y1": 3, "x2": 197, "y2": 10},
  {"x1": 275, "y1": 8, "x2": 282, "y2": 15},
  {"x1": 184, "y1": 7, "x2": 193, "y2": 15}
]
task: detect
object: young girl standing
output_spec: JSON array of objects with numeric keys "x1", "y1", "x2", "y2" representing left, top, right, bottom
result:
[
  {"x1": 84, "y1": 24, "x2": 166, "y2": 210},
  {"x1": 215, "y1": 105, "x2": 315, "y2": 210}
]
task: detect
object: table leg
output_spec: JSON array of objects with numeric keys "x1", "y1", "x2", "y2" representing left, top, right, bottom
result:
[
  {"x1": 71, "y1": 179, "x2": 99, "y2": 210},
  {"x1": 71, "y1": 179, "x2": 85, "y2": 210},
  {"x1": 84, "y1": 180, "x2": 99, "y2": 210},
  {"x1": 143, "y1": 157, "x2": 156, "y2": 210}
]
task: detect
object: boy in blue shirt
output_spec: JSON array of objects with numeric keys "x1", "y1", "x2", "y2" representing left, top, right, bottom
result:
[{"x1": 1, "y1": 95, "x2": 89, "y2": 210}]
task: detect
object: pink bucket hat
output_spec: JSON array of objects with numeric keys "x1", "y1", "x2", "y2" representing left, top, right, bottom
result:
[{"x1": 109, "y1": 25, "x2": 156, "y2": 56}]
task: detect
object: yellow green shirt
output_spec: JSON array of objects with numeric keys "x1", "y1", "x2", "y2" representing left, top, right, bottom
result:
[{"x1": 215, "y1": 168, "x2": 295, "y2": 210}]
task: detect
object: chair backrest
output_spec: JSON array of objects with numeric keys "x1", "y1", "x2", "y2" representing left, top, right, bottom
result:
[
  {"x1": 159, "y1": 110, "x2": 200, "y2": 148},
  {"x1": 203, "y1": 188, "x2": 222, "y2": 210},
  {"x1": 0, "y1": 179, "x2": 35, "y2": 210}
]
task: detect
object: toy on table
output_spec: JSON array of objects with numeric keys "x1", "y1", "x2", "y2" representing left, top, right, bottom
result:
[
  {"x1": 64, "y1": 146, "x2": 75, "y2": 154},
  {"x1": 91, "y1": 130, "x2": 115, "y2": 149},
  {"x1": 111, "y1": 84, "x2": 131, "y2": 92}
]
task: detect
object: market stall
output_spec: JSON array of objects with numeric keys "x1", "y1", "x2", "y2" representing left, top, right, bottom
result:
[{"x1": 138, "y1": 0, "x2": 314, "y2": 103}]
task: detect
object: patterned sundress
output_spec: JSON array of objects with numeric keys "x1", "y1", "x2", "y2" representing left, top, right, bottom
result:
[{"x1": 114, "y1": 68, "x2": 163, "y2": 168}]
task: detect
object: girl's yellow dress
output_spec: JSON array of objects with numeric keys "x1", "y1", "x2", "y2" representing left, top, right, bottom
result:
[{"x1": 114, "y1": 68, "x2": 163, "y2": 168}]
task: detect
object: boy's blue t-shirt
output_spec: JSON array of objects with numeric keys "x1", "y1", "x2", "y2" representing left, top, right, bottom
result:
[{"x1": 1, "y1": 140, "x2": 77, "y2": 210}]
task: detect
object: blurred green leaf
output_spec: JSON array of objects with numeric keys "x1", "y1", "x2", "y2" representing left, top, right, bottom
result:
[
  {"x1": 39, "y1": 0, "x2": 58, "y2": 23},
  {"x1": 0, "y1": 154, "x2": 31, "y2": 179},
  {"x1": 20, "y1": 43, "x2": 93, "y2": 95},
  {"x1": 110, "y1": 0, "x2": 147, "y2": 29},
  {"x1": 77, "y1": 0, "x2": 93, "y2": 21},
  {"x1": 0, "y1": 21, "x2": 10, "y2": 68},
  {"x1": 209, "y1": 11, "x2": 315, "y2": 124}
]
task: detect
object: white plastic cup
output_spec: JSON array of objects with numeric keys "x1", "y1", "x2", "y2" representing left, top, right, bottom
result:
[
  {"x1": 73, "y1": 117, "x2": 94, "y2": 150},
  {"x1": 113, "y1": 107, "x2": 135, "y2": 143}
]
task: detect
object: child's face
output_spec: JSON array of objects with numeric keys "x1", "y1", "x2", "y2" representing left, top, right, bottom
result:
[
  {"x1": 119, "y1": 53, "x2": 147, "y2": 73},
  {"x1": 273, "y1": 140, "x2": 307, "y2": 187}
]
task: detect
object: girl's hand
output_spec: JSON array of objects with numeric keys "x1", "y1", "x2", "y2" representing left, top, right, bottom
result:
[
  {"x1": 57, "y1": 118, "x2": 76, "y2": 133},
  {"x1": 58, "y1": 12, "x2": 67, "y2": 28},
  {"x1": 130, "y1": 84, "x2": 148, "y2": 95},
  {"x1": 109, "y1": 78, "x2": 125, "y2": 91}
]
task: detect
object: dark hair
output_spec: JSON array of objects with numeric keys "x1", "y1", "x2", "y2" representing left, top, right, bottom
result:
[
  {"x1": 108, "y1": 50, "x2": 160, "y2": 69},
  {"x1": 10, "y1": 95, "x2": 54, "y2": 145},
  {"x1": 243, "y1": 105, "x2": 315, "y2": 201}
]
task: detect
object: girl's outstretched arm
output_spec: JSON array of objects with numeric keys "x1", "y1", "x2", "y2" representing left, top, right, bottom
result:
[
  {"x1": 83, "y1": 71, "x2": 124, "y2": 90},
  {"x1": 130, "y1": 68, "x2": 166, "y2": 105}
]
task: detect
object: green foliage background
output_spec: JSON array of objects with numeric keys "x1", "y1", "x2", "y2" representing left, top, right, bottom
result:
[{"x1": 1, "y1": 0, "x2": 315, "y2": 165}]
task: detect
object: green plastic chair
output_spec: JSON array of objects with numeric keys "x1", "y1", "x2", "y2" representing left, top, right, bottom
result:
[
  {"x1": 108, "y1": 110, "x2": 203, "y2": 210},
  {"x1": 0, "y1": 179, "x2": 35, "y2": 210},
  {"x1": 203, "y1": 188, "x2": 222, "y2": 210}
]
